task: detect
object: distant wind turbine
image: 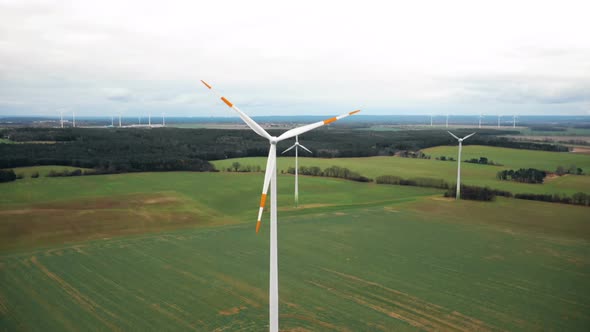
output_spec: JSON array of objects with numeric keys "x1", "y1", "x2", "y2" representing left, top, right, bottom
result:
[
  {"x1": 72, "y1": 111, "x2": 76, "y2": 128},
  {"x1": 282, "y1": 135, "x2": 312, "y2": 208},
  {"x1": 448, "y1": 131, "x2": 476, "y2": 200},
  {"x1": 111, "y1": 115, "x2": 114, "y2": 127},
  {"x1": 479, "y1": 114, "x2": 484, "y2": 129},
  {"x1": 201, "y1": 80, "x2": 359, "y2": 332},
  {"x1": 60, "y1": 111, "x2": 64, "y2": 128},
  {"x1": 513, "y1": 115, "x2": 517, "y2": 128},
  {"x1": 430, "y1": 114, "x2": 433, "y2": 127},
  {"x1": 149, "y1": 113, "x2": 152, "y2": 127},
  {"x1": 119, "y1": 114, "x2": 122, "y2": 127},
  {"x1": 162, "y1": 113, "x2": 166, "y2": 126}
]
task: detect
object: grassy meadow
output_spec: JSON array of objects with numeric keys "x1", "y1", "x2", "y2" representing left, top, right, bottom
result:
[
  {"x1": 0, "y1": 168, "x2": 589, "y2": 331},
  {"x1": 213, "y1": 145, "x2": 590, "y2": 196}
]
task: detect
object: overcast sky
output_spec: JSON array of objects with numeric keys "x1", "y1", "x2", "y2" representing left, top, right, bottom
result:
[{"x1": 1, "y1": 0, "x2": 589, "y2": 117}]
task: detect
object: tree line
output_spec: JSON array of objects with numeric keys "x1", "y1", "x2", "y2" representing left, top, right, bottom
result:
[
  {"x1": 287, "y1": 166, "x2": 371, "y2": 182},
  {"x1": 497, "y1": 168, "x2": 546, "y2": 184},
  {"x1": 0, "y1": 127, "x2": 569, "y2": 172}
]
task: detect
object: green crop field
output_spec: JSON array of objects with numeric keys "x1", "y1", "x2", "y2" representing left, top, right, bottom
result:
[
  {"x1": 1, "y1": 171, "x2": 589, "y2": 331},
  {"x1": 212, "y1": 145, "x2": 590, "y2": 196},
  {"x1": 422, "y1": 145, "x2": 590, "y2": 171},
  {"x1": 0, "y1": 172, "x2": 439, "y2": 251}
]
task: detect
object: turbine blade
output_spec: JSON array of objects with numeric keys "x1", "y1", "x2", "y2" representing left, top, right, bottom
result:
[
  {"x1": 299, "y1": 144, "x2": 312, "y2": 154},
  {"x1": 463, "y1": 132, "x2": 476, "y2": 140},
  {"x1": 256, "y1": 145, "x2": 276, "y2": 233},
  {"x1": 281, "y1": 144, "x2": 297, "y2": 154},
  {"x1": 200, "y1": 80, "x2": 271, "y2": 140},
  {"x1": 277, "y1": 110, "x2": 360, "y2": 141},
  {"x1": 447, "y1": 131, "x2": 460, "y2": 140}
]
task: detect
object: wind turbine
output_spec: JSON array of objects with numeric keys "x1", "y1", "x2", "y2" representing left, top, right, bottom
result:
[
  {"x1": 448, "y1": 131, "x2": 476, "y2": 200},
  {"x1": 162, "y1": 113, "x2": 166, "y2": 126},
  {"x1": 72, "y1": 111, "x2": 76, "y2": 128},
  {"x1": 478, "y1": 114, "x2": 484, "y2": 129},
  {"x1": 60, "y1": 111, "x2": 64, "y2": 128},
  {"x1": 282, "y1": 135, "x2": 312, "y2": 208},
  {"x1": 201, "y1": 80, "x2": 359, "y2": 332},
  {"x1": 118, "y1": 113, "x2": 122, "y2": 127},
  {"x1": 512, "y1": 114, "x2": 517, "y2": 128},
  {"x1": 111, "y1": 115, "x2": 114, "y2": 127},
  {"x1": 430, "y1": 114, "x2": 433, "y2": 127},
  {"x1": 148, "y1": 113, "x2": 152, "y2": 127}
]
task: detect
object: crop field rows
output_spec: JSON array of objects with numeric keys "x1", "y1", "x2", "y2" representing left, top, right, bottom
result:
[{"x1": 1, "y1": 170, "x2": 589, "y2": 331}]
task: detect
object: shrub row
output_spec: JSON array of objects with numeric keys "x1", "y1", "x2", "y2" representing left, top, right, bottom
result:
[
  {"x1": 287, "y1": 166, "x2": 372, "y2": 182},
  {"x1": 514, "y1": 192, "x2": 590, "y2": 206},
  {"x1": 444, "y1": 185, "x2": 497, "y2": 201},
  {"x1": 375, "y1": 175, "x2": 449, "y2": 189},
  {"x1": 464, "y1": 157, "x2": 502, "y2": 166},
  {"x1": 497, "y1": 168, "x2": 546, "y2": 184},
  {"x1": 0, "y1": 169, "x2": 16, "y2": 183}
]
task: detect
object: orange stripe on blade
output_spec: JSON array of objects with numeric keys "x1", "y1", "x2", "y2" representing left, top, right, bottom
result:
[
  {"x1": 221, "y1": 97, "x2": 233, "y2": 107},
  {"x1": 201, "y1": 80, "x2": 212, "y2": 89},
  {"x1": 256, "y1": 220, "x2": 261, "y2": 233},
  {"x1": 323, "y1": 117, "x2": 337, "y2": 125},
  {"x1": 260, "y1": 193, "x2": 267, "y2": 208},
  {"x1": 349, "y1": 110, "x2": 360, "y2": 115}
]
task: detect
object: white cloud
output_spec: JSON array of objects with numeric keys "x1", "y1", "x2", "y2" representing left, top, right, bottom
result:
[{"x1": 0, "y1": 0, "x2": 589, "y2": 116}]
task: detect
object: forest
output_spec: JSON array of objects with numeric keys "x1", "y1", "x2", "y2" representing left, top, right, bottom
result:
[{"x1": 0, "y1": 127, "x2": 568, "y2": 171}]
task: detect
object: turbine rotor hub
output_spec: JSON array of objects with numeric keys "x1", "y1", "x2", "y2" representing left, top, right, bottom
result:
[{"x1": 270, "y1": 137, "x2": 278, "y2": 145}]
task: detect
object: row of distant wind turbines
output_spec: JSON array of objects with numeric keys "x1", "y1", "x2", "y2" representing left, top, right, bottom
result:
[
  {"x1": 429, "y1": 114, "x2": 518, "y2": 128},
  {"x1": 58, "y1": 111, "x2": 167, "y2": 128},
  {"x1": 201, "y1": 80, "x2": 478, "y2": 332}
]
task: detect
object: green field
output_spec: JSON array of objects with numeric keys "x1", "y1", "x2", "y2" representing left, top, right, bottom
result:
[
  {"x1": 423, "y1": 145, "x2": 590, "y2": 171},
  {"x1": 213, "y1": 146, "x2": 590, "y2": 196},
  {"x1": 1, "y1": 171, "x2": 589, "y2": 331}
]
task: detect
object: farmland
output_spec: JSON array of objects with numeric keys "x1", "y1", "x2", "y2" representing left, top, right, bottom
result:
[
  {"x1": 1, "y1": 170, "x2": 589, "y2": 331},
  {"x1": 213, "y1": 145, "x2": 590, "y2": 196}
]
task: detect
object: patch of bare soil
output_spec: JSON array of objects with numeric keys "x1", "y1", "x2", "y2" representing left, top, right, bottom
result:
[
  {"x1": 572, "y1": 146, "x2": 590, "y2": 154},
  {"x1": 218, "y1": 306, "x2": 246, "y2": 316},
  {"x1": 544, "y1": 173, "x2": 561, "y2": 181}
]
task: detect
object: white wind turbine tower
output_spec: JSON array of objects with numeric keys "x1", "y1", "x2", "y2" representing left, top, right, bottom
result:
[
  {"x1": 162, "y1": 113, "x2": 166, "y2": 127},
  {"x1": 72, "y1": 111, "x2": 76, "y2": 128},
  {"x1": 513, "y1": 114, "x2": 517, "y2": 128},
  {"x1": 430, "y1": 114, "x2": 433, "y2": 127},
  {"x1": 118, "y1": 113, "x2": 122, "y2": 127},
  {"x1": 448, "y1": 131, "x2": 476, "y2": 200},
  {"x1": 201, "y1": 80, "x2": 359, "y2": 332},
  {"x1": 111, "y1": 115, "x2": 114, "y2": 127},
  {"x1": 60, "y1": 111, "x2": 64, "y2": 128},
  {"x1": 282, "y1": 135, "x2": 312, "y2": 208},
  {"x1": 148, "y1": 113, "x2": 152, "y2": 127},
  {"x1": 479, "y1": 114, "x2": 484, "y2": 128}
]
